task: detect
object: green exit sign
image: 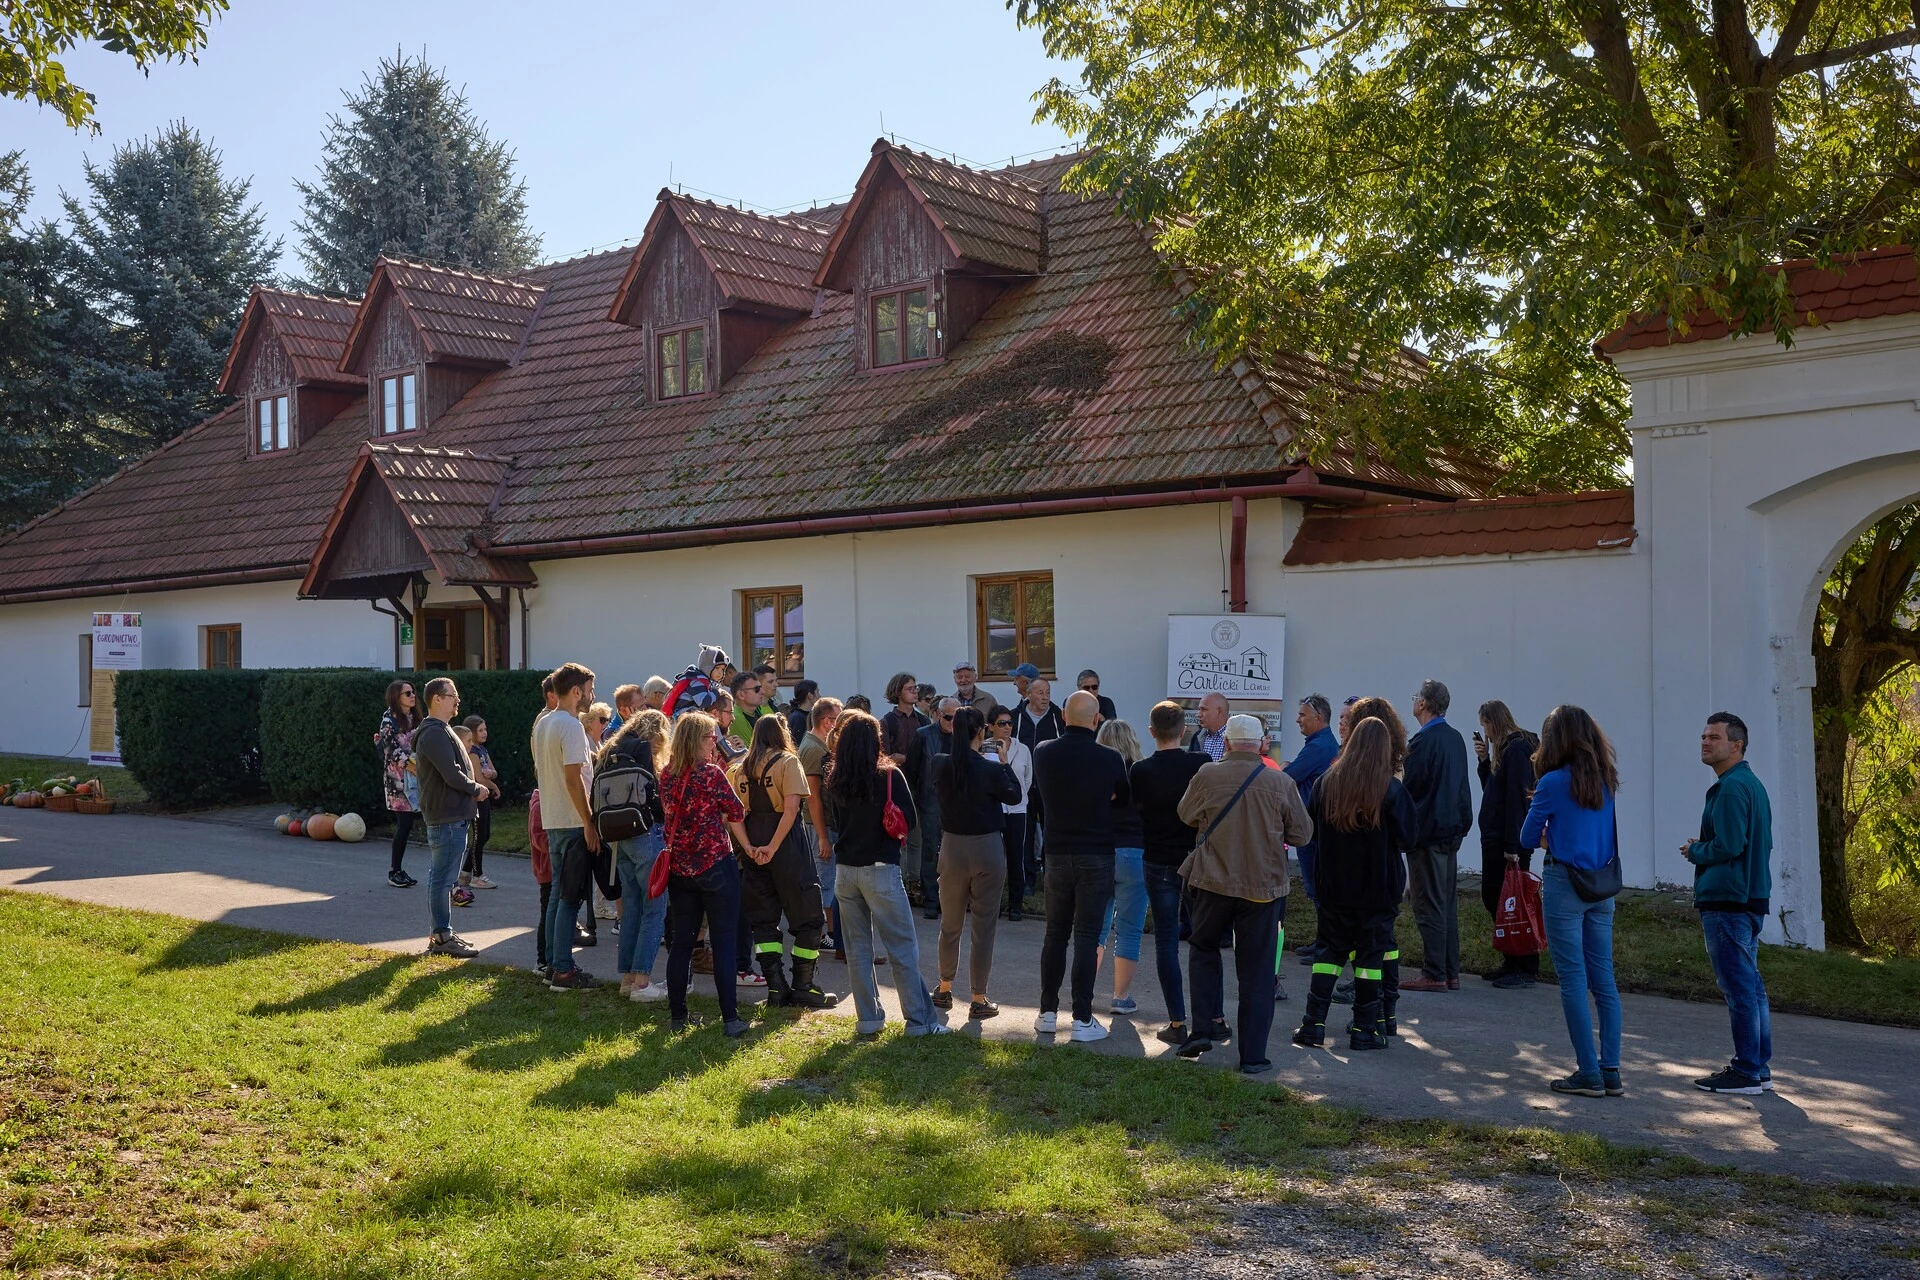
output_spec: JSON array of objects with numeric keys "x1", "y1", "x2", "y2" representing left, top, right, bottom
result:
[{"x1": 399, "y1": 623, "x2": 414, "y2": 645}]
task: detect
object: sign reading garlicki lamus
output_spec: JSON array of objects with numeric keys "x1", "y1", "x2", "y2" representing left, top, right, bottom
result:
[{"x1": 1166, "y1": 614, "x2": 1286, "y2": 703}]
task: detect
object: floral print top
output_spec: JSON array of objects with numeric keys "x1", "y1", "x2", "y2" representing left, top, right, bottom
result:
[
  {"x1": 375, "y1": 709, "x2": 418, "y2": 813},
  {"x1": 661, "y1": 762, "x2": 745, "y2": 877}
]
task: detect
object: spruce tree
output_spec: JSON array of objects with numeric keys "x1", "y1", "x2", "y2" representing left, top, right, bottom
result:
[
  {"x1": 63, "y1": 122, "x2": 279, "y2": 450},
  {"x1": 295, "y1": 52, "x2": 540, "y2": 296}
]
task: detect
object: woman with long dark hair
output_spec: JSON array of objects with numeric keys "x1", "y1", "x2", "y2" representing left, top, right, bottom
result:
[
  {"x1": 1293, "y1": 717, "x2": 1417, "y2": 1051},
  {"x1": 1520, "y1": 704, "x2": 1625, "y2": 1098},
  {"x1": 375, "y1": 679, "x2": 421, "y2": 888},
  {"x1": 729, "y1": 714, "x2": 836, "y2": 1009},
  {"x1": 931, "y1": 706, "x2": 1021, "y2": 1019},
  {"x1": 661, "y1": 712, "x2": 751, "y2": 1037},
  {"x1": 824, "y1": 711, "x2": 948, "y2": 1038},
  {"x1": 1476, "y1": 699, "x2": 1542, "y2": 987},
  {"x1": 1344, "y1": 696, "x2": 1409, "y2": 774}
]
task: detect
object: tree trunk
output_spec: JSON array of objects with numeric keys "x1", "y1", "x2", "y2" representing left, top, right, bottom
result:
[{"x1": 1808, "y1": 680, "x2": 1864, "y2": 949}]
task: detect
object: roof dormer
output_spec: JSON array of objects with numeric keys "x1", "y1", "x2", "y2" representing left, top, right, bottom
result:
[
  {"x1": 218, "y1": 288, "x2": 361, "y2": 457},
  {"x1": 336, "y1": 258, "x2": 545, "y2": 438},
  {"x1": 608, "y1": 192, "x2": 835, "y2": 399},
  {"x1": 814, "y1": 140, "x2": 1044, "y2": 372}
]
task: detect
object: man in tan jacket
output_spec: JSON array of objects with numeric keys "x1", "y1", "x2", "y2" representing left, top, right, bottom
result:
[{"x1": 1176, "y1": 714, "x2": 1312, "y2": 1073}]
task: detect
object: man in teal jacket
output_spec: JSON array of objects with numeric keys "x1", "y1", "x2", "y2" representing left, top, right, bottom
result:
[{"x1": 1683, "y1": 712, "x2": 1774, "y2": 1095}]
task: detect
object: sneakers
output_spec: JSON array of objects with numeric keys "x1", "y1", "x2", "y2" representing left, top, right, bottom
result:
[
  {"x1": 1695, "y1": 1068, "x2": 1767, "y2": 1095},
  {"x1": 1240, "y1": 1060, "x2": 1274, "y2": 1075},
  {"x1": 1208, "y1": 1017, "x2": 1233, "y2": 1045},
  {"x1": 723, "y1": 1018, "x2": 751, "y2": 1038},
  {"x1": 428, "y1": 932, "x2": 478, "y2": 958},
  {"x1": 1176, "y1": 1032, "x2": 1214, "y2": 1058},
  {"x1": 969, "y1": 998, "x2": 1000, "y2": 1020},
  {"x1": 1110, "y1": 995, "x2": 1138, "y2": 1015},
  {"x1": 387, "y1": 870, "x2": 415, "y2": 888},
  {"x1": 1272, "y1": 977, "x2": 1288, "y2": 1002},
  {"x1": 451, "y1": 886, "x2": 475, "y2": 908},
  {"x1": 738, "y1": 970, "x2": 767, "y2": 987},
  {"x1": 1491, "y1": 972, "x2": 1536, "y2": 989},
  {"x1": 469, "y1": 874, "x2": 497, "y2": 889},
  {"x1": 594, "y1": 902, "x2": 617, "y2": 921},
  {"x1": 1069, "y1": 1018, "x2": 1108, "y2": 1042},
  {"x1": 547, "y1": 968, "x2": 601, "y2": 991},
  {"x1": 1033, "y1": 1011, "x2": 1058, "y2": 1034},
  {"x1": 1550, "y1": 1072, "x2": 1607, "y2": 1097},
  {"x1": 629, "y1": 981, "x2": 668, "y2": 1003},
  {"x1": 1603, "y1": 1069, "x2": 1626, "y2": 1096},
  {"x1": 1156, "y1": 1023, "x2": 1189, "y2": 1047},
  {"x1": 932, "y1": 988, "x2": 954, "y2": 1010}
]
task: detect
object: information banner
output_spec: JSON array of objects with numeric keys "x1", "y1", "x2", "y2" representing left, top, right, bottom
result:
[
  {"x1": 89, "y1": 611, "x2": 142, "y2": 767},
  {"x1": 1166, "y1": 614, "x2": 1285, "y2": 705}
]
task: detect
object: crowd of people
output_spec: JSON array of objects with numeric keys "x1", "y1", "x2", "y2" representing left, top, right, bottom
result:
[{"x1": 378, "y1": 647, "x2": 1780, "y2": 1097}]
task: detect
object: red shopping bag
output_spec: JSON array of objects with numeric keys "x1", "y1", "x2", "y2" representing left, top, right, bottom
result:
[{"x1": 1492, "y1": 863, "x2": 1543, "y2": 956}]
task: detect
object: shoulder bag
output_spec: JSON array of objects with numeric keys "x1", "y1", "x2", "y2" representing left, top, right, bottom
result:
[
  {"x1": 881, "y1": 769, "x2": 910, "y2": 841},
  {"x1": 1565, "y1": 810, "x2": 1624, "y2": 903},
  {"x1": 1176, "y1": 764, "x2": 1265, "y2": 881}
]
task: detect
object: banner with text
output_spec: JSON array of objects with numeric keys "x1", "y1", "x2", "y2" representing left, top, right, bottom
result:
[
  {"x1": 89, "y1": 611, "x2": 142, "y2": 767},
  {"x1": 1166, "y1": 614, "x2": 1285, "y2": 705}
]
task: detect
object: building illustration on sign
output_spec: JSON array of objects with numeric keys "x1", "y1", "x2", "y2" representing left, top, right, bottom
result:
[{"x1": 1177, "y1": 646, "x2": 1269, "y2": 681}]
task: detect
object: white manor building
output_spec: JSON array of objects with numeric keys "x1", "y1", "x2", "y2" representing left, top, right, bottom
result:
[{"x1": 5, "y1": 142, "x2": 1918, "y2": 952}]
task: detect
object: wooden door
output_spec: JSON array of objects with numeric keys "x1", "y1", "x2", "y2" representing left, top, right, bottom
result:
[{"x1": 419, "y1": 607, "x2": 466, "y2": 670}]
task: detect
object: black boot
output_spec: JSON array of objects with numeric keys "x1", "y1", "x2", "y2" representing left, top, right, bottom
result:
[
  {"x1": 789, "y1": 957, "x2": 838, "y2": 1009},
  {"x1": 759, "y1": 953, "x2": 793, "y2": 1007},
  {"x1": 1350, "y1": 999, "x2": 1387, "y2": 1050},
  {"x1": 1291, "y1": 1017, "x2": 1325, "y2": 1047}
]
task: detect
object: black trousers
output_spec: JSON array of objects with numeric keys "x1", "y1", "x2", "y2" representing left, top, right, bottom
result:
[
  {"x1": 1001, "y1": 813, "x2": 1028, "y2": 910},
  {"x1": 1187, "y1": 889, "x2": 1283, "y2": 1068},
  {"x1": 1304, "y1": 904, "x2": 1397, "y2": 1036},
  {"x1": 920, "y1": 797, "x2": 944, "y2": 909},
  {"x1": 667, "y1": 859, "x2": 741, "y2": 1021},
  {"x1": 535, "y1": 880, "x2": 551, "y2": 968},
  {"x1": 1482, "y1": 843, "x2": 1540, "y2": 976},
  {"x1": 464, "y1": 798, "x2": 491, "y2": 876},
  {"x1": 390, "y1": 810, "x2": 417, "y2": 873},
  {"x1": 741, "y1": 833, "x2": 828, "y2": 959},
  {"x1": 1038, "y1": 853, "x2": 1114, "y2": 1022}
]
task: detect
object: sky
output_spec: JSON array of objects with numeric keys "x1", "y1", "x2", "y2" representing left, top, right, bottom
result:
[{"x1": 4, "y1": 1, "x2": 1080, "y2": 276}]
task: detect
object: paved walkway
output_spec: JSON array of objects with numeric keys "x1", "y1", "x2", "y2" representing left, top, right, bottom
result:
[{"x1": 2, "y1": 806, "x2": 1914, "y2": 1184}]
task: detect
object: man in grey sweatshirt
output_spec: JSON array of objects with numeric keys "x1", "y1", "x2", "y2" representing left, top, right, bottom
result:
[{"x1": 415, "y1": 677, "x2": 490, "y2": 958}]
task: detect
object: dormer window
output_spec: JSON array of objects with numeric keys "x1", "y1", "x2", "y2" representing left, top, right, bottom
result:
[
  {"x1": 871, "y1": 286, "x2": 932, "y2": 367},
  {"x1": 255, "y1": 394, "x2": 291, "y2": 453},
  {"x1": 657, "y1": 324, "x2": 708, "y2": 399},
  {"x1": 380, "y1": 372, "x2": 419, "y2": 434}
]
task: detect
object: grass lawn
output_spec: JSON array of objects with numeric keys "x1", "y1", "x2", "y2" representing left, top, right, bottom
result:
[
  {"x1": 1283, "y1": 880, "x2": 1920, "y2": 1029},
  {"x1": 3, "y1": 891, "x2": 1835, "y2": 1280},
  {"x1": 0, "y1": 753, "x2": 148, "y2": 808}
]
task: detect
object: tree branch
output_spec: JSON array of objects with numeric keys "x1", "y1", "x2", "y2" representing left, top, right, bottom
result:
[
  {"x1": 1779, "y1": 27, "x2": 1920, "y2": 77},
  {"x1": 1572, "y1": 0, "x2": 1695, "y2": 225},
  {"x1": 1770, "y1": 0, "x2": 1825, "y2": 67}
]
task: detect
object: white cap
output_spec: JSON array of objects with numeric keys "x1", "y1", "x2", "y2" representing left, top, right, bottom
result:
[{"x1": 1225, "y1": 714, "x2": 1265, "y2": 744}]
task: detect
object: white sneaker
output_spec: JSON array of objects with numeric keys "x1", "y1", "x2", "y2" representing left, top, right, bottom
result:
[
  {"x1": 1070, "y1": 1018, "x2": 1109, "y2": 1042},
  {"x1": 629, "y1": 981, "x2": 668, "y2": 1003},
  {"x1": 594, "y1": 903, "x2": 617, "y2": 921},
  {"x1": 1033, "y1": 1011, "x2": 1058, "y2": 1034},
  {"x1": 470, "y1": 874, "x2": 497, "y2": 889}
]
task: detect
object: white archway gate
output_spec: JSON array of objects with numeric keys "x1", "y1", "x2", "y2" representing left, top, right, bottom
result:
[{"x1": 1619, "y1": 313, "x2": 1920, "y2": 950}]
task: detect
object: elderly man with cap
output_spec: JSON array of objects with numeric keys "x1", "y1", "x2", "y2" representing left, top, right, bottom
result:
[
  {"x1": 1175, "y1": 713, "x2": 1313, "y2": 1073},
  {"x1": 1009, "y1": 662, "x2": 1041, "y2": 701},
  {"x1": 952, "y1": 660, "x2": 1000, "y2": 723}
]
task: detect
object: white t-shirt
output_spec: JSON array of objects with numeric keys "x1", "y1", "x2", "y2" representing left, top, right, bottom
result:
[{"x1": 533, "y1": 709, "x2": 592, "y2": 830}]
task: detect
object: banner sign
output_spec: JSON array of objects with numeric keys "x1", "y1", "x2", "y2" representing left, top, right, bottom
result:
[
  {"x1": 89, "y1": 611, "x2": 142, "y2": 766},
  {"x1": 1166, "y1": 614, "x2": 1285, "y2": 703}
]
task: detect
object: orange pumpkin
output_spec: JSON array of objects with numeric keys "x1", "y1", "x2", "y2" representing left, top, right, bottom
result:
[
  {"x1": 285, "y1": 818, "x2": 304, "y2": 837},
  {"x1": 306, "y1": 813, "x2": 337, "y2": 840}
]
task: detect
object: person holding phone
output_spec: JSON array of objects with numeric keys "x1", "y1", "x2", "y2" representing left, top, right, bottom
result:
[
  {"x1": 1475, "y1": 700, "x2": 1541, "y2": 987},
  {"x1": 988, "y1": 709, "x2": 1034, "y2": 919}
]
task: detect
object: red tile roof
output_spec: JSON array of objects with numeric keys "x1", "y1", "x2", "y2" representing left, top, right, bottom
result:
[
  {"x1": 1599, "y1": 246, "x2": 1920, "y2": 353},
  {"x1": 1284, "y1": 489, "x2": 1636, "y2": 565},
  {"x1": 610, "y1": 194, "x2": 836, "y2": 320},
  {"x1": 817, "y1": 140, "x2": 1047, "y2": 283},
  {"x1": 339, "y1": 257, "x2": 547, "y2": 370},
  {"x1": 217, "y1": 288, "x2": 361, "y2": 392},
  {"x1": 0, "y1": 148, "x2": 1495, "y2": 604}
]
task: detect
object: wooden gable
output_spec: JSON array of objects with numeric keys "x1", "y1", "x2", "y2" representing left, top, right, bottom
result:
[{"x1": 819, "y1": 163, "x2": 957, "y2": 296}]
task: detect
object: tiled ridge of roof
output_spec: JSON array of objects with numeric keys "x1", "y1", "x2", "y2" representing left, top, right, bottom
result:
[
  {"x1": 1284, "y1": 488, "x2": 1636, "y2": 565},
  {"x1": 217, "y1": 287, "x2": 361, "y2": 393},
  {"x1": 363, "y1": 444, "x2": 529, "y2": 586},
  {"x1": 1599, "y1": 246, "x2": 1920, "y2": 353},
  {"x1": 665, "y1": 192, "x2": 837, "y2": 314},
  {"x1": 344, "y1": 256, "x2": 547, "y2": 369}
]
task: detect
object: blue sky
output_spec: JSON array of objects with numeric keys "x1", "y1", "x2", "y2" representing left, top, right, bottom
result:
[{"x1": 5, "y1": 1, "x2": 1078, "y2": 274}]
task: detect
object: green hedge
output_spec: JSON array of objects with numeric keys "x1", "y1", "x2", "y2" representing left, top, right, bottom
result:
[
  {"x1": 260, "y1": 669, "x2": 545, "y2": 817},
  {"x1": 116, "y1": 669, "x2": 271, "y2": 808}
]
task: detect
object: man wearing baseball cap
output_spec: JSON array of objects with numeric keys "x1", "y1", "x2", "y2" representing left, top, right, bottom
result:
[
  {"x1": 1176, "y1": 713, "x2": 1312, "y2": 1073},
  {"x1": 952, "y1": 660, "x2": 1000, "y2": 723},
  {"x1": 1009, "y1": 663, "x2": 1041, "y2": 701}
]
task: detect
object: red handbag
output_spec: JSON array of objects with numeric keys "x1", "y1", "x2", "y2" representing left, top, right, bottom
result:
[
  {"x1": 648, "y1": 847, "x2": 671, "y2": 899},
  {"x1": 1493, "y1": 863, "x2": 1544, "y2": 956},
  {"x1": 881, "y1": 769, "x2": 909, "y2": 840}
]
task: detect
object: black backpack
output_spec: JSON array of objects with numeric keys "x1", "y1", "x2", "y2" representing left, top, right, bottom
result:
[{"x1": 590, "y1": 758, "x2": 662, "y2": 843}]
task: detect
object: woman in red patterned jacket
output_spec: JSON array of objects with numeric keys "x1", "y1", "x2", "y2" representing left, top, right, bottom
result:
[{"x1": 661, "y1": 711, "x2": 750, "y2": 1036}]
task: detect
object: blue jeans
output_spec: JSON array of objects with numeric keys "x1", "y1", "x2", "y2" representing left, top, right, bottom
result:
[
  {"x1": 1298, "y1": 843, "x2": 1318, "y2": 902},
  {"x1": 1542, "y1": 862, "x2": 1622, "y2": 1079},
  {"x1": 667, "y1": 857, "x2": 741, "y2": 1021},
  {"x1": 425, "y1": 820, "x2": 468, "y2": 936},
  {"x1": 1143, "y1": 861, "x2": 1186, "y2": 1024},
  {"x1": 836, "y1": 862, "x2": 940, "y2": 1035},
  {"x1": 1701, "y1": 910, "x2": 1772, "y2": 1079},
  {"x1": 812, "y1": 827, "x2": 837, "y2": 912},
  {"x1": 1099, "y1": 848, "x2": 1148, "y2": 963},
  {"x1": 543, "y1": 828, "x2": 590, "y2": 975},
  {"x1": 615, "y1": 829, "x2": 670, "y2": 978}
]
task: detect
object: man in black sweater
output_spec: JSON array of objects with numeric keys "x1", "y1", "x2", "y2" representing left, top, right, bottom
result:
[
  {"x1": 1401, "y1": 678, "x2": 1474, "y2": 990},
  {"x1": 414, "y1": 677, "x2": 491, "y2": 960},
  {"x1": 907, "y1": 698, "x2": 958, "y2": 920},
  {"x1": 1131, "y1": 700, "x2": 1207, "y2": 1046},
  {"x1": 1031, "y1": 690, "x2": 1131, "y2": 1042}
]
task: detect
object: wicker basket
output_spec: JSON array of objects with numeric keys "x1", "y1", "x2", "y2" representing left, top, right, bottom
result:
[
  {"x1": 75, "y1": 797, "x2": 115, "y2": 815},
  {"x1": 44, "y1": 793, "x2": 77, "y2": 812}
]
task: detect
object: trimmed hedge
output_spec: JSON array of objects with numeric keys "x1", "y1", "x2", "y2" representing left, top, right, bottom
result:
[
  {"x1": 260, "y1": 669, "x2": 545, "y2": 816},
  {"x1": 116, "y1": 669, "x2": 271, "y2": 808}
]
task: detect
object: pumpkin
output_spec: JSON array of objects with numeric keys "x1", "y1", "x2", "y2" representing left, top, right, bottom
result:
[
  {"x1": 14, "y1": 791, "x2": 43, "y2": 808},
  {"x1": 334, "y1": 812, "x2": 367, "y2": 843},
  {"x1": 285, "y1": 818, "x2": 304, "y2": 837},
  {"x1": 306, "y1": 813, "x2": 337, "y2": 840},
  {"x1": 274, "y1": 814, "x2": 292, "y2": 833}
]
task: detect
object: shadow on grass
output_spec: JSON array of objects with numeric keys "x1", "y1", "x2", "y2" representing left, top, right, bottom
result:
[{"x1": 143, "y1": 919, "x2": 320, "y2": 972}]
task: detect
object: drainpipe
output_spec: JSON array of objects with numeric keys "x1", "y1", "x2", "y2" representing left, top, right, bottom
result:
[
  {"x1": 518, "y1": 588, "x2": 530, "y2": 670},
  {"x1": 1229, "y1": 495, "x2": 1248, "y2": 613},
  {"x1": 370, "y1": 599, "x2": 403, "y2": 669}
]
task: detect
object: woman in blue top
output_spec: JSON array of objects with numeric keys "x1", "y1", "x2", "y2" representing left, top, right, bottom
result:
[{"x1": 1519, "y1": 705, "x2": 1624, "y2": 1098}]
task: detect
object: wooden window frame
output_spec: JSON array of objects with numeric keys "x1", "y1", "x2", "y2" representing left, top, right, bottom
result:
[
  {"x1": 378, "y1": 370, "x2": 421, "y2": 435},
  {"x1": 974, "y1": 571, "x2": 1056, "y2": 678},
  {"x1": 252, "y1": 392, "x2": 293, "y2": 454},
  {"x1": 655, "y1": 322, "x2": 710, "y2": 401},
  {"x1": 740, "y1": 586, "x2": 804, "y2": 680},
  {"x1": 201, "y1": 624, "x2": 242, "y2": 670},
  {"x1": 868, "y1": 283, "x2": 936, "y2": 369}
]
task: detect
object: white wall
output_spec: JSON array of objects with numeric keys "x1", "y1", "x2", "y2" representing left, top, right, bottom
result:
[{"x1": 0, "y1": 581, "x2": 392, "y2": 757}]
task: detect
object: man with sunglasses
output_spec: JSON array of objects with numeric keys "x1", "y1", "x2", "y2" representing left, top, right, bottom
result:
[
  {"x1": 906, "y1": 697, "x2": 961, "y2": 919},
  {"x1": 1075, "y1": 669, "x2": 1117, "y2": 725},
  {"x1": 414, "y1": 677, "x2": 490, "y2": 959},
  {"x1": 729, "y1": 670, "x2": 776, "y2": 744}
]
